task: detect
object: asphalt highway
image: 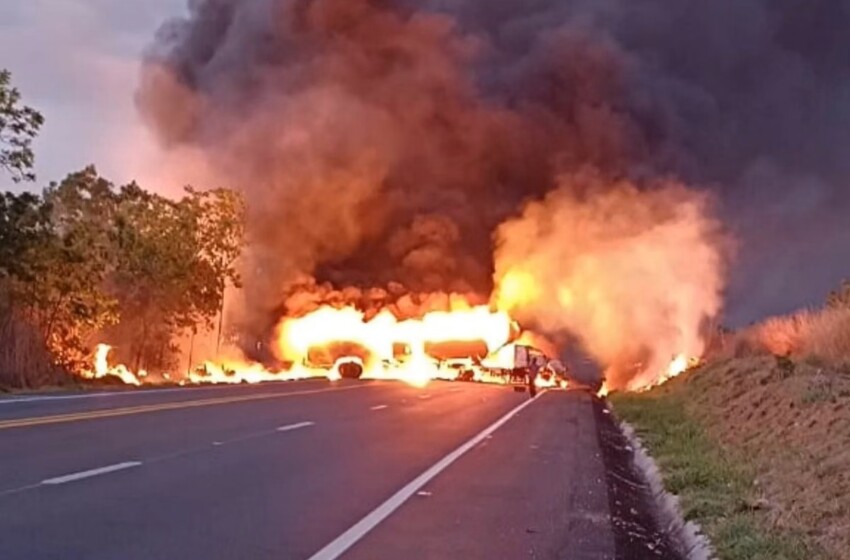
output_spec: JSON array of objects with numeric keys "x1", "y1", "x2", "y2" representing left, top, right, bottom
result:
[{"x1": 0, "y1": 380, "x2": 618, "y2": 559}]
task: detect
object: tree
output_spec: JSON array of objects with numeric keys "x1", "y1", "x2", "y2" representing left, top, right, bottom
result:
[
  {"x1": 1, "y1": 174, "x2": 118, "y2": 381},
  {"x1": 185, "y1": 187, "x2": 246, "y2": 352},
  {"x1": 0, "y1": 165, "x2": 247, "y2": 384},
  {"x1": 0, "y1": 191, "x2": 56, "y2": 386},
  {"x1": 41, "y1": 168, "x2": 121, "y2": 339},
  {"x1": 105, "y1": 184, "x2": 245, "y2": 371},
  {"x1": 108, "y1": 183, "x2": 193, "y2": 370},
  {"x1": 0, "y1": 191, "x2": 52, "y2": 282},
  {"x1": 13, "y1": 169, "x2": 120, "y2": 369},
  {"x1": 0, "y1": 70, "x2": 44, "y2": 183}
]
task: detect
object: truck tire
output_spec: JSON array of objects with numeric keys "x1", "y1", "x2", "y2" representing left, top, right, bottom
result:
[{"x1": 338, "y1": 361, "x2": 364, "y2": 379}]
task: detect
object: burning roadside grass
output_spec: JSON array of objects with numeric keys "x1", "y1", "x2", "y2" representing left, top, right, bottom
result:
[
  {"x1": 737, "y1": 306, "x2": 850, "y2": 367},
  {"x1": 79, "y1": 289, "x2": 705, "y2": 393}
]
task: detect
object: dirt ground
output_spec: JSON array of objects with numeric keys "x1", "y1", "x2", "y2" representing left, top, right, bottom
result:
[{"x1": 661, "y1": 356, "x2": 850, "y2": 557}]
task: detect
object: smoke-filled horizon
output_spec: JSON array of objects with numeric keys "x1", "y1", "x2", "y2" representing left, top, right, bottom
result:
[{"x1": 136, "y1": 0, "x2": 850, "y2": 384}]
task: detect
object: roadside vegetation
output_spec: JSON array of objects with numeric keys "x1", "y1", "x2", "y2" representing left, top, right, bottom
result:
[
  {"x1": 730, "y1": 280, "x2": 850, "y2": 368},
  {"x1": 613, "y1": 387, "x2": 819, "y2": 560},
  {"x1": 612, "y1": 283, "x2": 850, "y2": 559},
  {"x1": 0, "y1": 69, "x2": 246, "y2": 389}
]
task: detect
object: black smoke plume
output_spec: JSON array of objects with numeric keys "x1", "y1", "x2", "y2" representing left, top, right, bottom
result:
[{"x1": 138, "y1": 0, "x2": 850, "y2": 338}]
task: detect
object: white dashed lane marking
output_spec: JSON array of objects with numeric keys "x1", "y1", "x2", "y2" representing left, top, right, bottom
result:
[
  {"x1": 7, "y1": 420, "x2": 317, "y2": 496},
  {"x1": 41, "y1": 462, "x2": 142, "y2": 485},
  {"x1": 276, "y1": 421, "x2": 315, "y2": 432},
  {"x1": 307, "y1": 394, "x2": 543, "y2": 560}
]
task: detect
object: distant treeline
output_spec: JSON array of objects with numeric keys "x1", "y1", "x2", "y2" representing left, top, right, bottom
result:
[{"x1": 0, "y1": 167, "x2": 245, "y2": 388}]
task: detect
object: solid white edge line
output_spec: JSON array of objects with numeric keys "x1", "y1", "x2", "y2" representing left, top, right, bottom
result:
[
  {"x1": 307, "y1": 392, "x2": 544, "y2": 560},
  {"x1": 276, "y1": 421, "x2": 315, "y2": 432},
  {"x1": 41, "y1": 461, "x2": 142, "y2": 485},
  {"x1": 370, "y1": 405, "x2": 388, "y2": 411}
]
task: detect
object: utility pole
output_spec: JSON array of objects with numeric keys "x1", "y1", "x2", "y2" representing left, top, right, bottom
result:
[
  {"x1": 187, "y1": 329, "x2": 195, "y2": 378},
  {"x1": 216, "y1": 283, "x2": 225, "y2": 356}
]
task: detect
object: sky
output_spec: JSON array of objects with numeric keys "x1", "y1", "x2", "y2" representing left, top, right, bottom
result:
[{"x1": 0, "y1": 0, "x2": 186, "y2": 192}]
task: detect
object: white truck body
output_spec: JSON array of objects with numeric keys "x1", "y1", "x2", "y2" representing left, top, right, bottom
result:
[{"x1": 513, "y1": 345, "x2": 530, "y2": 369}]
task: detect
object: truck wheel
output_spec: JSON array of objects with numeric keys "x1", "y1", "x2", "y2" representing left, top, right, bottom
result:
[{"x1": 338, "y1": 361, "x2": 364, "y2": 379}]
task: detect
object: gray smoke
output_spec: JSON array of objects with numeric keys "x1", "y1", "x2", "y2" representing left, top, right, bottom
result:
[{"x1": 138, "y1": 0, "x2": 850, "y2": 332}]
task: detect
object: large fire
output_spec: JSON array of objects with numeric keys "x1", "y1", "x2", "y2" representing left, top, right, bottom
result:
[
  {"x1": 80, "y1": 290, "x2": 701, "y2": 392},
  {"x1": 492, "y1": 178, "x2": 723, "y2": 392},
  {"x1": 81, "y1": 298, "x2": 572, "y2": 389},
  {"x1": 274, "y1": 304, "x2": 512, "y2": 385}
]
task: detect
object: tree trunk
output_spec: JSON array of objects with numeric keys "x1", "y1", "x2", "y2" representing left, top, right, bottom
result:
[{"x1": 187, "y1": 329, "x2": 195, "y2": 377}]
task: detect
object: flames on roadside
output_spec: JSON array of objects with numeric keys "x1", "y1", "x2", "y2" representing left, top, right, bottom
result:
[
  {"x1": 82, "y1": 299, "x2": 546, "y2": 389},
  {"x1": 81, "y1": 292, "x2": 700, "y2": 392}
]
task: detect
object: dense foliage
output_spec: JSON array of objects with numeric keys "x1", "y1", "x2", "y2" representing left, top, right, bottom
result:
[
  {"x1": 1, "y1": 167, "x2": 245, "y2": 387},
  {"x1": 0, "y1": 69, "x2": 247, "y2": 387}
]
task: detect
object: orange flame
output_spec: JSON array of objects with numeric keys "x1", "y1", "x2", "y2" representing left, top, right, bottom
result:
[
  {"x1": 627, "y1": 353, "x2": 698, "y2": 392},
  {"x1": 666, "y1": 354, "x2": 690, "y2": 379},
  {"x1": 597, "y1": 381, "x2": 609, "y2": 398},
  {"x1": 79, "y1": 299, "x2": 547, "y2": 389},
  {"x1": 81, "y1": 344, "x2": 143, "y2": 386},
  {"x1": 273, "y1": 303, "x2": 515, "y2": 386}
]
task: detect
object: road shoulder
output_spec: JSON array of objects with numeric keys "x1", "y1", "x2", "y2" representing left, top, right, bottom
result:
[{"x1": 343, "y1": 390, "x2": 616, "y2": 560}]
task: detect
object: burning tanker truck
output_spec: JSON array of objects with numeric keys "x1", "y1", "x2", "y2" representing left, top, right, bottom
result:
[{"x1": 298, "y1": 326, "x2": 566, "y2": 395}]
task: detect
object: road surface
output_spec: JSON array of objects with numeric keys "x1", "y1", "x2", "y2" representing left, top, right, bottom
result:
[{"x1": 0, "y1": 380, "x2": 659, "y2": 559}]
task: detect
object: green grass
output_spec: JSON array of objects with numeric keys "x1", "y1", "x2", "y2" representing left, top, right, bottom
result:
[{"x1": 610, "y1": 391, "x2": 818, "y2": 560}]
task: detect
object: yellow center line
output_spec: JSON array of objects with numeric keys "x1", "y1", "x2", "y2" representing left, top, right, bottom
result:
[{"x1": 0, "y1": 385, "x2": 370, "y2": 431}]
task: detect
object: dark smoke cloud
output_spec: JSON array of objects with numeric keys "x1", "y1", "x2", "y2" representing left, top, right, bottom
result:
[{"x1": 138, "y1": 0, "x2": 850, "y2": 332}]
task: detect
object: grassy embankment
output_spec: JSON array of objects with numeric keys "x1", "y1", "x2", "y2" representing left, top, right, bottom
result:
[{"x1": 611, "y1": 352, "x2": 850, "y2": 559}]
